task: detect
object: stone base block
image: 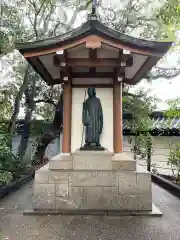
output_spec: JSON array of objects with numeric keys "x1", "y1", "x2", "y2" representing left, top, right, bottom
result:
[
  {"x1": 49, "y1": 154, "x2": 72, "y2": 170},
  {"x1": 112, "y1": 153, "x2": 134, "y2": 161},
  {"x1": 24, "y1": 204, "x2": 162, "y2": 216},
  {"x1": 69, "y1": 171, "x2": 118, "y2": 187},
  {"x1": 72, "y1": 150, "x2": 113, "y2": 170},
  {"x1": 112, "y1": 153, "x2": 136, "y2": 171},
  {"x1": 32, "y1": 164, "x2": 152, "y2": 212},
  {"x1": 112, "y1": 160, "x2": 136, "y2": 171}
]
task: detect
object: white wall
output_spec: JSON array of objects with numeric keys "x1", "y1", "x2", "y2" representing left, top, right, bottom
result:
[{"x1": 71, "y1": 88, "x2": 113, "y2": 152}]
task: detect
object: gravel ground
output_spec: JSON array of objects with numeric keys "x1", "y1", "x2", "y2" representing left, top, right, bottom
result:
[{"x1": 0, "y1": 180, "x2": 180, "y2": 240}]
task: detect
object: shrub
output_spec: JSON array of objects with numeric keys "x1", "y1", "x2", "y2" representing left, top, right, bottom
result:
[
  {"x1": 168, "y1": 143, "x2": 180, "y2": 183},
  {"x1": 0, "y1": 133, "x2": 30, "y2": 184},
  {"x1": 0, "y1": 171, "x2": 13, "y2": 185},
  {"x1": 129, "y1": 133, "x2": 153, "y2": 171}
]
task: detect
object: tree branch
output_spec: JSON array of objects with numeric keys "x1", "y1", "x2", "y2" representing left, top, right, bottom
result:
[
  {"x1": 35, "y1": 99, "x2": 57, "y2": 107},
  {"x1": 36, "y1": 0, "x2": 47, "y2": 15},
  {"x1": 155, "y1": 66, "x2": 180, "y2": 71},
  {"x1": 43, "y1": 3, "x2": 54, "y2": 34},
  {"x1": 145, "y1": 71, "x2": 180, "y2": 80},
  {"x1": 8, "y1": 64, "x2": 30, "y2": 134},
  {"x1": 53, "y1": 20, "x2": 73, "y2": 36},
  {"x1": 68, "y1": 0, "x2": 92, "y2": 30},
  {"x1": 123, "y1": 92, "x2": 144, "y2": 98}
]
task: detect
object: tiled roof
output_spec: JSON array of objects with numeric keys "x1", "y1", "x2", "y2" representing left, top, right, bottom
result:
[{"x1": 123, "y1": 117, "x2": 180, "y2": 130}]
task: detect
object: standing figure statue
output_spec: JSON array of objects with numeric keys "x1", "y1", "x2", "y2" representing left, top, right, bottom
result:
[{"x1": 81, "y1": 87, "x2": 104, "y2": 150}]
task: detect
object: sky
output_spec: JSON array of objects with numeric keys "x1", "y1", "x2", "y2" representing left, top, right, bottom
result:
[
  {"x1": 130, "y1": 75, "x2": 180, "y2": 110},
  {"x1": 129, "y1": 49, "x2": 180, "y2": 110}
]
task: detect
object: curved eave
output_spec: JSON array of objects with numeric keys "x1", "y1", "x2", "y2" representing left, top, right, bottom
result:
[{"x1": 16, "y1": 20, "x2": 172, "y2": 57}]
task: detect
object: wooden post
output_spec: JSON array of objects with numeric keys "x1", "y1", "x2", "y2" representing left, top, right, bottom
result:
[
  {"x1": 113, "y1": 78, "x2": 123, "y2": 153},
  {"x1": 62, "y1": 79, "x2": 72, "y2": 153}
]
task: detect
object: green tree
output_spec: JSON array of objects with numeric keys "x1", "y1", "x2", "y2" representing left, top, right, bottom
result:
[
  {"x1": 157, "y1": 0, "x2": 180, "y2": 43},
  {"x1": 5, "y1": 0, "x2": 92, "y2": 162},
  {"x1": 165, "y1": 97, "x2": 180, "y2": 180},
  {"x1": 165, "y1": 98, "x2": 180, "y2": 118},
  {"x1": 123, "y1": 88, "x2": 154, "y2": 171},
  {"x1": 0, "y1": 0, "x2": 28, "y2": 57}
]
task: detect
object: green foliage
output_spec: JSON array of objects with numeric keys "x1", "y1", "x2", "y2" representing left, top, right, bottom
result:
[
  {"x1": 0, "y1": 83, "x2": 16, "y2": 120},
  {"x1": 100, "y1": 0, "x2": 167, "y2": 41},
  {"x1": 138, "y1": 133, "x2": 153, "y2": 159},
  {"x1": 165, "y1": 98, "x2": 180, "y2": 118},
  {"x1": 166, "y1": 97, "x2": 180, "y2": 179},
  {"x1": 157, "y1": 0, "x2": 180, "y2": 30},
  {"x1": 0, "y1": 122, "x2": 8, "y2": 134},
  {"x1": 156, "y1": 0, "x2": 180, "y2": 43},
  {"x1": 168, "y1": 143, "x2": 180, "y2": 182},
  {"x1": 124, "y1": 90, "x2": 154, "y2": 168},
  {"x1": 0, "y1": 133, "x2": 31, "y2": 185},
  {"x1": 35, "y1": 103, "x2": 55, "y2": 121},
  {"x1": 129, "y1": 133, "x2": 153, "y2": 165},
  {"x1": 0, "y1": 171, "x2": 13, "y2": 185},
  {"x1": 0, "y1": 0, "x2": 28, "y2": 55}
]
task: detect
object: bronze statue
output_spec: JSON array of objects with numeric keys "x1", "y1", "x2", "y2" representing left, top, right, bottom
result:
[{"x1": 81, "y1": 87, "x2": 104, "y2": 150}]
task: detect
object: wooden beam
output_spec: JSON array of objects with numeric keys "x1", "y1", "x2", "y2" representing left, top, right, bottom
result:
[
  {"x1": 115, "y1": 50, "x2": 124, "y2": 77},
  {"x1": 65, "y1": 59, "x2": 128, "y2": 67},
  {"x1": 54, "y1": 51, "x2": 66, "y2": 65},
  {"x1": 62, "y1": 79, "x2": 72, "y2": 153},
  {"x1": 85, "y1": 35, "x2": 101, "y2": 48},
  {"x1": 54, "y1": 72, "x2": 131, "y2": 81},
  {"x1": 122, "y1": 56, "x2": 159, "y2": 85},
  {"x1": 28, "y1": 57, "x2": 54, "y2": 85},
  {"x1": 71, "y1": 72, "x2": 115, "y2": 78},
  {"x1": 54, "y1": 57, "x2": 133, "y2": 68},
  {"x1": 89, "y1": 48, "x2": 97, "y2": 74},
  {"x1": 113, "y1": 78, "x2": 123, "y2": 153},
  {"x1": 131, "y1": 56, "x2": 158, "y2": 84},
  {"x1": 59, "y1": 50, "x2": 71, "y2": 82},
  {"x1": 72, "y1": 84, "x2": 113, "y2": 88},
  {"x1": 55, "y1": 56, "x2": 132, "y2": 62}
]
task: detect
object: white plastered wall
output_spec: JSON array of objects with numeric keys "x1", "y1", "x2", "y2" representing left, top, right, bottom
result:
[{"x1": 71, "y1": 88, "x2": 113, "y2": 152}]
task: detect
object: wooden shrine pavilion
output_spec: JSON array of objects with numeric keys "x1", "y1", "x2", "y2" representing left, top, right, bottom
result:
[
  {"x1": 16, "y1": 16, "x2": 172, "y2": 154},
  {"x1": 16, "y1": 13, "x2": 173, "y2": 215}
]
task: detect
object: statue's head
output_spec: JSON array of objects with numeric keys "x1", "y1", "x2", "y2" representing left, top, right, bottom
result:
[{"x1": 87, "y1": 87, "x2": 96, "y2": 98}]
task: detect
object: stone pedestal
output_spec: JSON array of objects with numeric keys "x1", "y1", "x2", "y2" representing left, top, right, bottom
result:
[{"x1": 32, "y1": 150, "x2": 154, "y2": 213}]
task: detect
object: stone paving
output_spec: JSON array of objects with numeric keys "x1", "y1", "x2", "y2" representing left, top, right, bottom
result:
[{"x1": 0, "y1": 180, "x2": 180, "y2": 239}]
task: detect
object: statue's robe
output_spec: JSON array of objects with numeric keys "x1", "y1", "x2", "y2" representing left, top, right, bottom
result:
[{"x1": 82, "y1": 96, "x2": 103, "y2": 145}]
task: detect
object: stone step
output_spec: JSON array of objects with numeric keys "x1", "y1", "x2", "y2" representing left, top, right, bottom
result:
[
  {"x1": 49, "y1": 154, "x2": 72, "y2": 170},
  {"x1": 112, "y1": 160, "x2": 136, "y2": 171},
  {"x1": 112, "y1": 153, "x2": 136, "y2": 171},
  {"x1": 49, "y1": 151, "x2": 136, "y2": 171},
  {"x1": 72, "y1": 149, "x2": 113, "y2": 170}
]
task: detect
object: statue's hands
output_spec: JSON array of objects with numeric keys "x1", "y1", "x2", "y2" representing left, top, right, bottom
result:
[
  {"x1": 84, "y1": 122, "x2": 88, "y2": 126},
  {"x1": 83, "y1": 117, "x2": 89, "y2": 126}
]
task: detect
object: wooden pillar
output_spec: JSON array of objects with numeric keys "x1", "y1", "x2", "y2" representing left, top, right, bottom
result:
[
  {"x1": 113, "y1": 78, "x2": 123, "y2": 153},
  {"x1": 62, "y1": 80, "x2": 72, "y2": 153}
]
